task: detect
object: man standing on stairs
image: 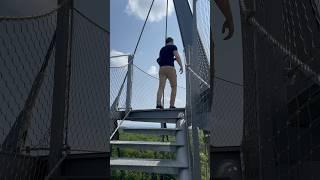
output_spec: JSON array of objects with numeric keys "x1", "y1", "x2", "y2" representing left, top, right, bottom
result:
[{"x1": 156, "y1": 37, "x2": 184, "y2": 109}]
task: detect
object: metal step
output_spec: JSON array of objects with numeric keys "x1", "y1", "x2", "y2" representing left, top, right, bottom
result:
[
  {"x1": 121, "y1": 127, "x2": 182, "y2": 136},
  {"x1": 125, "y1": 117, "x2": 181, "y2": 123},
  {"x1": 110, "y1": 158, "x2": 188, "y2": 175},
  {"x1": 128, "y1": 108, "x2": 185, "y2": 119},
  {"x1": 111, "y1": 140, "x2": 182, "y2": 152}
]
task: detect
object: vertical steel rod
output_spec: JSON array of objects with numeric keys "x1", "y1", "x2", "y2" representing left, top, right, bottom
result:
[{"x1": 126, "y1": 55, "x2": 134, "y2": 112}]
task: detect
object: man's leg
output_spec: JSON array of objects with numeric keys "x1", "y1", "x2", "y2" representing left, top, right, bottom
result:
[
  {"x1": 156, "y1": 67, "x2": 167, "y2": 106},
  {"x1": 167, "y1": 67, "x2": 177, "y2": 107}
]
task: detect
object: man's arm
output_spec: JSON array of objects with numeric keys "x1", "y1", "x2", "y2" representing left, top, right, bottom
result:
[
  {"x1": 214, "y1": 0, "x2": 234, "y2": 40},
  {"x1": 174, "y1": 50, "x2": 183, "y2": 74}
]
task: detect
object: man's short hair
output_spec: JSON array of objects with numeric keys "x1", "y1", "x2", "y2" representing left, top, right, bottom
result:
[{"x1": 166, "y1": 37, "x2": 174, "y2": 44}]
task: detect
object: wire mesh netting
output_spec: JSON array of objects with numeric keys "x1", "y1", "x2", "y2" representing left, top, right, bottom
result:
[
  {"x1": 240, "y1": 0, "x2": 320, "y2": 179},
  {"x1": 0, "y1": 4, "x2": 110, "y2": 179},
  {"x1": 110, "y1": 65, "x2": 128, "y2": 111},
  {"x1": 109, "y1": 62, "x2": 186, "y2": 133},
  {"x1": 196, "y1": 0, "x2": 210, "y2": 61},
  {"x1": 189, "y1": 0, "x2": 244, "y2": 145},
  {"x1": 187, "y1": 2, "x2": 245, "y2": 179},
  {"x1": 131, "y1": 64, "x2": 186, "y2": 110},
  {"x1": 0, "y1": 9, "x2": 57, "y2": 179},
  {"x1": 66, "y1": 9, "x2": 109, "y2": 154},
  {"x1": 187, "y1": 0, "x2": 211, "y2": 130},
  {"x1": 209, "y1": 77, "x2": 243, "y2": 147}
]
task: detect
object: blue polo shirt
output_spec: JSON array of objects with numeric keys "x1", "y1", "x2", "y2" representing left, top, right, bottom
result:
[{"x1": 158, "y1": 44, "x2": 177, "y2": 67}]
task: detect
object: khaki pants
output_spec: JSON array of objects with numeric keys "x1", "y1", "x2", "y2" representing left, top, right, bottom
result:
[{"x1": 156, "y1": 66, "x2": 177, "y2": 106}]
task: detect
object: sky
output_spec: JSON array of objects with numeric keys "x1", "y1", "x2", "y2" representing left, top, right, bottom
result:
[
  {"x1": 111, "y1": 0, "x2": 187, "y2": 109},
  {"x1": 110, "y1": 0, "x2": 186, "y2": 83},
  {"x1": 111, "y1": 0, "x2": 183, "y2": 68}
]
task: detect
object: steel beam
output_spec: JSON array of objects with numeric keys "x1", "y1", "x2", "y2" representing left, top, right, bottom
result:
[
  {"x1": 48, "y1": 0, "x2": 73, "y2": 175},
  {"x1": 172, "y1": 0, "x2": 201, "y2": 179}
]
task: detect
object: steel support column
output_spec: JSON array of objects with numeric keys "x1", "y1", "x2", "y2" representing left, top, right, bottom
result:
[
  {"x1": 173, "y1": 0, "x2": 201, "y2": 179},
  {"x1": 48, "y1": 0, "x2": 73, "y2": 175}
]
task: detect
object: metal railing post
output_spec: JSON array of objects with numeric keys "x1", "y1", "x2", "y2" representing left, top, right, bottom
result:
[{"x1": 126, "y1": 55, "x2": 133, "y2": 112}]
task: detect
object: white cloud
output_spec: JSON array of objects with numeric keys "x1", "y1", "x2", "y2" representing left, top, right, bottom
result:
[
  {"x1": 110, "y1": 49, "x2": 129, "y2": 67},
  {"x1": 147, "y1": 65, "x2": 158, "y2": 76},
  {"x1": 126, "y1": 0, "x2": 174, "y2": 22}
]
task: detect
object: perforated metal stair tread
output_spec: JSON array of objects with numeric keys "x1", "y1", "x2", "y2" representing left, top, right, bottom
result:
[
  {"x1": 121, "y1": 127, "x2": 182, "y2": 135},
  {"x1": 130, "y1": 108, "x2": 185, "y2": 112},
  {"x1": 125, "y1": 117, "x2": 182, "y2": 123},
  {"x1": 110, "y1": 158, "x2": 187, "y2": 175},
  {"x1": 128, "y1": 108, "x2": 185, "y2": 119},
  {"x1": 126, "y1": 117, "x2": 181, "y2": 119},
  {"x1": 111, "y1": 141, "x2": 182, "y2": 152},
  {"x1": 111, "y1": 140, "x2": 182, "y2": 146},
  {"x1": 110, "y1": 158, "x2": 187, "y2": 167},
  {"x1": 121, "y1": 127, "x2": 181, "y2": 131}
]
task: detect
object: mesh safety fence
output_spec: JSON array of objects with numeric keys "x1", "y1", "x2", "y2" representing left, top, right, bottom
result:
[
  {"x1": 110, "y1": 62, "x2": 186, "y2": 133},
  {"x1": 191, "y1": 2, "x2": 245, "y2": 179},
  {"x1": 187, "y1": 0, "x2": 211, "y2": 130},
  {"x1": 110, "y1": 65, "x2": 128, "y2": 111},
  {"x1": 240, "y1": 0, "x2": 320, "y2": 179},
  {"x1": 0, "y1": 4, "x2": 110, "y2": 179},
  {"x1": 109, "y1": 57, "x2": 128, "y2": 140},
  {"x1": 131, "y1": 64, "x2": 186, "y2": 110},
  {"x1": 66, "y1": 9, "x2": 109, "y2": 154},
  {"x1": 209, "y1": 77, "x2": 243, "y2": 147},
  {"x1": 197, "y1": 0, "x2": 210, "y2": 61},
  {"x1": 0, "y1": 9, "x2": 57, "y2": 180}
]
